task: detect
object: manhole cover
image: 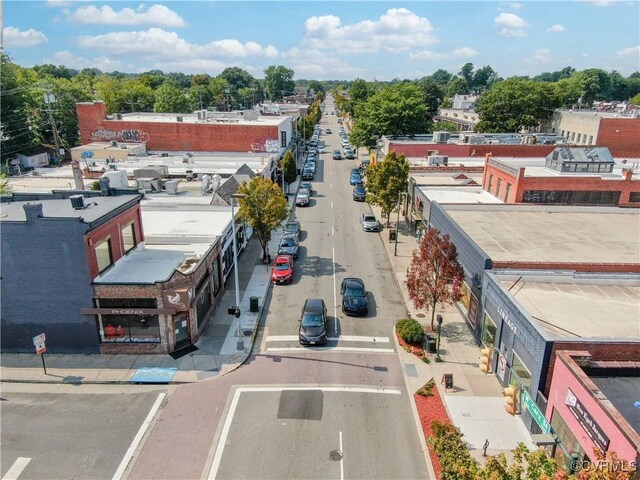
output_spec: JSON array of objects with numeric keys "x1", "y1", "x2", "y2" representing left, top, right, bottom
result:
[
  {"x1": 416, "y1": 313, "x2": 426, "y2": 318},
  {"x1": 329, "y1": 450, "x2": 343, "y2": 461}
]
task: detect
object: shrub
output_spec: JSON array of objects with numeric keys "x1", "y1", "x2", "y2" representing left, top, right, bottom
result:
[
  {"x1": 417, "y1": 379, "x2": 435, "y2": 396},
  {"x1": 429, "y1": 421, "x2": 478, "y2": 480},
  {"x1": 396, "y1": 318, "x2": 424, "y2": 344}
]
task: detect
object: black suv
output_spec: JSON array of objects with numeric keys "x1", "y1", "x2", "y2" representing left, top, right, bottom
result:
[{"x1": 299, "y1": 298, "x2": 328, "y2": 345}]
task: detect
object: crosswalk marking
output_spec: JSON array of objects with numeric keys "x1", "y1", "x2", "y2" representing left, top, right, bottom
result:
[
  {"x1": 2, "y1": 458, "x2": 31, "y2": 480},
  {"x1": 266, "y1": 335, "x2": 390, "y2": 343},
  {"x1": 266, "y1": 347, "x2": 395, "y2": 354}
]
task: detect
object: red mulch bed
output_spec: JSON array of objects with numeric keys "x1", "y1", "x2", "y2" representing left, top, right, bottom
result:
[{"x1": 397, "y1": 331, "x2": 452, "y2": 479}]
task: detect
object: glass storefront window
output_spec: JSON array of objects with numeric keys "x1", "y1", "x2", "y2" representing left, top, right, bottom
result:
[
  {"x1": 550, "y1": 407, "x2": 587, "y2": 469},
  {"x1": 509, "y1": 352, "x2": 532, "y2": 391},
  {"x1": 97, "y1": 298, "x2": 160, "y2": 343},
  {"x1": 482, "y1": 313, "x2": 497, "y2": 348},
  {"x1": 212, "y1": 257, "x2": 221, "y2": 294},
  {"x1": 459, "y1": 281, "x2": 471, "y2": 311}
]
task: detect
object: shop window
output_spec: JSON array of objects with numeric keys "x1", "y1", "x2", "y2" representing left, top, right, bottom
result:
[
  {"x1": 195, "y1": 283, "x2": 212, "y2": 329},
  {"x1": 550, "y1": 408, "x2": 587, "y2": 469},
  {"x1": 509, "y1": 352, "x2": 532, "y2": 392},
  {"x1": 95, "y1": 237, "x2": 113, "y2": 273},
  {"x1": 488, "y1": 174, "x2": 493, "y2": 191},
  {"x1": 496, "y1": 178, "x2": 502, "y2": 197},
  {"x1": 212, "y1": 257, "x2": 221, "y2": 294},
  {"x1": 505, "y1": 183, "x2": 511, "y2": 202},
  {"x1": 97, "y1": 298, "x2": 160, "y2": 343},
  {"x1": 122, "y1": 223, "x2": 136, "y2": 253},
  {"x1": 588, "y1": 135, "x2": 593, "y2": 145},
  {"x1": 458, "y1": 281, "x2": 471, "y2": 311},
  {"x1": 630, "y1": 192, "x2": 640, "y2": 203},
  {"x1": 481, "y1": 313, "x2": 497, "y2": 348}
]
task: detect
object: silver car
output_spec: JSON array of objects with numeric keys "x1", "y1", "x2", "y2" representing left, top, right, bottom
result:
[{"x1": 360, "y1": 213, "x2": 381, "y2": 232}]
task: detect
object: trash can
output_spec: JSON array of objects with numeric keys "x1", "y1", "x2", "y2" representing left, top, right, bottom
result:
[
  {"x1": 250, "y1": 296, "x2": 259, "y2": 312},
  {"x1": 424, "y1": 334, "x2": 437, "y2": 353},
  {"x1": 388, "y1": 229, "x2": 397, "y2": 242}
]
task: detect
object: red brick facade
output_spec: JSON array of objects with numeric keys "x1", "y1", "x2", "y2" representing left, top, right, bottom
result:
[
  {"x1": 76, "y1": 101, "x2": 281, "y2": 152},
  {"x1": 388, "y1": 143, "x2": 557, "y2": 159},
  {"x1": 482, "y1": 158, "x2": 640, "y2": 207},
  {"x1": 598, "y1": 118, "x2": 640, "y2": 158}
]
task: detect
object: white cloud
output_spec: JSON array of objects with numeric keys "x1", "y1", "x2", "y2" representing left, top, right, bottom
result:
[
  {"x1": 66, "y1": 4, "x2": 187, "y2": 27},
  {"x1": 500, "y1": 28, "x2": 525, "y2": 37},
  {"x1": 527, "y1": 48, "x2": 551, "y2": 64},
  {"x1": 282, "y1": 47, "x2": 365, "y2": 80},
  {"x1": 3, "y1": 27, "x2": 48, "y2": 47},
  {"x1": 547, "y1": 24, "x2": 566, "y2": 32},
  {"x1": 616, "y1": 46, "x2": 640, "y2": 57},
  {"x1": 149, "y1": 59, "x2": 228, "y2": 74},
  {"x1": 75, "y1": 28, "x2": 279, "y2": 61},
  {"x1": 410, "y1": 47, "x2": 478, "y2": 61},
  {"x1": 495, "y1": 12, "x2": 528, "y2": 28},
  {"x1": 302, "y1": 8, "x2": 437, "y2": 54},
  {"x1": 47, "y1": 51, "x2": 123, "y2": 72},
  {"x1": 582, "y1": 52, "x2": 590, "y2": 57}
]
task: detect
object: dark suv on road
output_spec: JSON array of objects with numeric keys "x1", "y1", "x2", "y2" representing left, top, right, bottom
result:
[{"x1": 298, "y1": 298, "x2": 328, "y2": 345}]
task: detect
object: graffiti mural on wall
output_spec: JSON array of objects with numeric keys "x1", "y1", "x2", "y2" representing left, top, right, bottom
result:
[
  {"x1": 251, "y1": 138, "x2": 280, "y2": 153},
  {"x1": 90, "y1": 128, "x2": 150, "y2": 143}
]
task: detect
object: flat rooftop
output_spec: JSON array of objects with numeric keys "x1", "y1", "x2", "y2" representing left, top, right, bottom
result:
[
  {"x1": 418, "y1": 186, "x2": 503, "y2": 205},
  {"x1": 590, "y1": 375, "x2": 640, "y2": 433},
  {"x1": 141, "y1": 208, "x2": 231, "y2": 241},
  {"x1": 114, "y1": 112, "x2": 287, "y2": 127},
  {"x1": 0, "y1": 195, "x2": 138, "y2": 223},
  {"x1": 490, "y1": 157, "x2": 640, "y2": 180},
  {"x1": 411, "y1": 172, "x2": 484, "y2": 185},
  {"x1": 407, "y1": 157, "x2": 486, "y2": 168},
  {"x1": 498, "y1": 278, "x2": 640, "y2": 340},
  {"x1": 446, "y1": 207, "x2": 640, "y2": 264}
]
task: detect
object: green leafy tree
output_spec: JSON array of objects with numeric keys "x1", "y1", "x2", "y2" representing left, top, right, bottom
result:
[
  {"x1": 154, "y1": 81, "x2": 190, "y2": 113},
  {"x1": 281, "y1": 150, "x2": 297, "y2": 192},
  {"x1": 219, "y1": 67, "x2": 255, "y2": 91},
  {"x1": 116, "y1": 79, "x2": 155, "y2": 112},
  {"x1": 0, "y1": 172, "x2": 12, "y2": 195},
  {"x1": 459, "y1": 63, "x2": 475, "y2": 87},
  {"x1": 188, "y1": 85, "x2": 214, "y2": 111},
  {"x1": 350, "y1": 83, "x2": 430, "y2": 149},
  {"x1": 298, "y1": 114, "x2": 314, "y2": 142},
  {"x1": 630, "y1": 92, "x2": 640, "y2": 106},
  {"x1": 433, "y1": 121, "x2": 460, "y2": 133},
  {"x1": 406, "y1": 227, "x2": 464, "y2": 330},
  {"x1": 429, "y1": 69, "x2": 453, "y2": 85},
  {"x1": 475, "y1": 78, "x2": 559, "y2": 132},
  {"x1": 553, "y1": 76, "x2": 583, "y2": 108},
  {"x1": 365, "y1": 151, "x2": 410, "y2": 225},
  {"x1": 191, "y1": 73, "x2": 212, "y2": 86},
  {"x1": 421, "y1": 79, "x2": 444, "y2": 118},
  {"x1": 308, "y1": 80, "x2": 325, "y2": 96},
  {"x1": 138, "y1": 70, "x2": 166, "y2": 89},
  {"x1": 236, "y1": 177, "x2": 289, "y2": 262},
  {"x1": 447, "y1": 77, "x2": 470, "y2": 96},
  {"x1": 575, "y1": 68, "x2": 612, "y2": 105},
  {"x1": 264, "y1": 65, "x2": 295, "y2": 100},
  {"x1": 472, "y1": 65, "x2": 498, "y2": 92},
  {"x1": 347, "y1": 78, "x2": 371, "y2": 117}
]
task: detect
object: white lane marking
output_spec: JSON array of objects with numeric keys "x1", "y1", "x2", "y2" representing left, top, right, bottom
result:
[
  {"x1": 208, "y1": 388, "x2": 242, "y2": 480},
  {"x1": 112, "y1": 393, "x2": 166, "y2": 480},
  {"x1": 2, "y1": 458, "x2": 31, "y2": 480},
  {"x1": 265, "y1": 335, "x2": 389, "y2": 343},
  {"x1": 331, "y1": 201, "x2": 334, "y2": 209},
  {"x1": 332, "y1": 247, "x2": 337, "y2": 333},
  {"x1": 339, "y1": 431, "x2": 344, "y2": 480},
  {"x1": 332, "y1": 226, "x2": 334, "y2": 236},
  {"x1": 266, "y1": 347, "x2": 395, "y2": 354},
  {"x1": 330, "y1": 184, "x2": 333, "y2": 190}
]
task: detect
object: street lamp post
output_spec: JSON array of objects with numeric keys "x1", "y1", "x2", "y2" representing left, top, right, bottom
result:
[
  {"x1": 435, "y1": 314, "x2": 444, "y2": 362},
  {"x1": 394, "y1": 192, "x2": 408, "y2": 256},
  {"x1": 230, "y1": 193, "x2": 246, "y2": 350}
]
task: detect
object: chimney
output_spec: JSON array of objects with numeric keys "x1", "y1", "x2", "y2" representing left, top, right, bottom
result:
[
  {"x1": 99, "y1": 177, "x2": 111, "y2": 195},
  {"x1": 622, "y1": 168, "x2": 633, "y2": 180},
  {"x1": 23, "y1": 203, "x2": 43, "y2": 224}
]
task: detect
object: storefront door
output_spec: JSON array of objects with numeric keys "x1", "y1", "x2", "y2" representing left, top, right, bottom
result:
[{"x1": 174, "y1": 315, "x2": 190, "y2": 349}]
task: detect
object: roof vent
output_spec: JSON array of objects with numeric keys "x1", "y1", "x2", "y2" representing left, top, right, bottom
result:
[{"x1": 70, "y1": 195, "x2": 85, "y2": 210}]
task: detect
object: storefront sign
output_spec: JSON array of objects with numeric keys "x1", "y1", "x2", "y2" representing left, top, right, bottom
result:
[
  {"x1": 522, "y1": 390, "x2": 551, "y2": 434},
  {"x1": 497, "y1": 354, "x2": 507, "y2": 382},
  {"x1": 565, "y1": 388, "x2": 610, "y2": 451},
  {"x1": 164, "y1": 287, "x2": 193, "y2": 312},
  {"x1": 80, "y1": 307, "x2": 176, "y2": 315},
  {"x1": 497, "y1": 305, "x2": 518, "y2": 336}
]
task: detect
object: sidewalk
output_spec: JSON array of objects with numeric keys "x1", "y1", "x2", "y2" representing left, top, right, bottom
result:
[
  {"x1": 0, "y1": 186, "x2": 301, "y2": 386},
  {"x1": 369, "y1": 201, "x2": 535, "y2": 463}
]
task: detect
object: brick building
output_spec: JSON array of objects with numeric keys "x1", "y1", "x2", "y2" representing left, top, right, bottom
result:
[
  {"x1": 76, "y1": 101, "x2": 295, "y2": 154},
  {"x1": 482, "y1": 148, "x2": 640, "y2": 207}
]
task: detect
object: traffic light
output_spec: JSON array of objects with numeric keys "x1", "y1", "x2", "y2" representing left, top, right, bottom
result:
[
  {"x1": 503, "y1": 386, "x2": 519, "y2": 416},
  {"x1": 479, "y1": 347, "x2": 493, "y2": 374}
]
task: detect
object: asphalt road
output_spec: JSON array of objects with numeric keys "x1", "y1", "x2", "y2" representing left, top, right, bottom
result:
[{"x1": 0, "y1": 383, "x2": 167, "y2": 480}]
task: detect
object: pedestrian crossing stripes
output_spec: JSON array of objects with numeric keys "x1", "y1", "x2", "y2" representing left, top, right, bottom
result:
[{"x1": 266, "y1": 335, "x2": 390, "y2": 343}]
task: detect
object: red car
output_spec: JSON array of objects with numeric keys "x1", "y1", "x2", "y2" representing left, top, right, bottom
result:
[{"x1": 271, "y1": 254, "x2": 295, "y2": 284}]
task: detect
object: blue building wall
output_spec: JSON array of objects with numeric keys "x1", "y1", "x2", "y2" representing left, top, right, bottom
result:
[
  {"x1": 1, "y1": 215, "x2": 99, "y2": 354},
  {"x1": 428, "y1": 203, "x2": 492, "y2": 340}
]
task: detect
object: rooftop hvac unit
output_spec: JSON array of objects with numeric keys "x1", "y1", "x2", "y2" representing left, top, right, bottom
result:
[
  {"x1": 434, "y1": 131, "x2": 451, "y2": 144},
  {"x1": 164, "y1": 179, "x2": 179, "y2": 194},
  {"x1": 111, "y1": 140, "x2": 118, "y2": 147},
  {"x1": 161, "y1": 152, "x2": 169, "y2": 157},
  {"x1": 115, "y1": 113, "x2": 122, "y2": 120},
  {"x1": 136, "y1": 178, "x2": 162, "y2": 192},
  {"x1": 70, "y1": 195, "x2": 85, "y2": 210},
  {"x1": 428, "y1": 155, "x2": 449, "y2": 166},
  {"x1": 469, "y1": 135, "x2": 486, "y2": 145},
  {"x1": 133, "y1": 166, "x2": 168, "y2": 179},
  {"x1": 177, "y1": 116, "x2": 183, "y2": 122},
  {"x1": 101, "y1": 170, "x2": 129, "y2": 189}
]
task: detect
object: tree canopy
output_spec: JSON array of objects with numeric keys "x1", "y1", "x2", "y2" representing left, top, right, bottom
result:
[
  {"x1": 364, "y1": 151, "x2": 410, "y2": 225},
  {"x1": 264, "y1": 65, "x2": 295, "y2": 100}
]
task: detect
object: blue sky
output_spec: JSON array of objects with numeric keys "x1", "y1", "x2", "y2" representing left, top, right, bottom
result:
[{"x1": 3, "y1": 1, "x2": 639, "y2": 80}]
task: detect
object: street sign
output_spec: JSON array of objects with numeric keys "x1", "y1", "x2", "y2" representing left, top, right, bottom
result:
[
  {"x1": 33, "y1": 333, "x2": 46, "y2": 355},
  {"x1": 522, "y1": 390, "x2": 551, "y2": 434}
]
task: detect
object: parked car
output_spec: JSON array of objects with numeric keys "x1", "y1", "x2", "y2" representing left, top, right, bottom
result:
[
  {"x1": 341, "y1": 278, "x2": 369, "y2": 316},
  {"x1": 296, "y1": 189, "x2": 310, "y2": 207},
  {"x1": 299, "y1": 181, "x2": 313, "y2": 194},
  {"x1": 350, "y1": 170, "x2": 362, "y2": 185},
  {"x1": 325, "y1": 128, "x2": 332, "y2": 134},
  {"x1": 352, "y1": 184, "x2": 366, "y2": 201},
  {"x1": 283, "y1": 220, "x2": 301, "y2": 239},
  {"x1": 302, "y1": 170, "x2": 314, "y2": 181},
  {"x1": 278, "y1": 234, "x2": 299, "y2": 259},
  {"x1": 305, "y1": 160, "x2": 316, "y2": 173},
  {"x1": 298, "y1": 298, "x2": 328, "y2": 345},
  {"x1": 345, "y1": 149, "x2": 355, "y2": 159},
  {"x1": 332, "y1": 150, "x2": 343, "y2": 160},
  {"x1": 272, "y1": 255, "x2": 295, "y2": 284},
  {"x1": 318, "y1": 146, "x2": 327, "y2": 154},
  {"x1": 360, "y1": 158, "x2": 371, "y2": 170},
  {"x1": 360, "y1": 213, "x2": 381, "y2": 232}
]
